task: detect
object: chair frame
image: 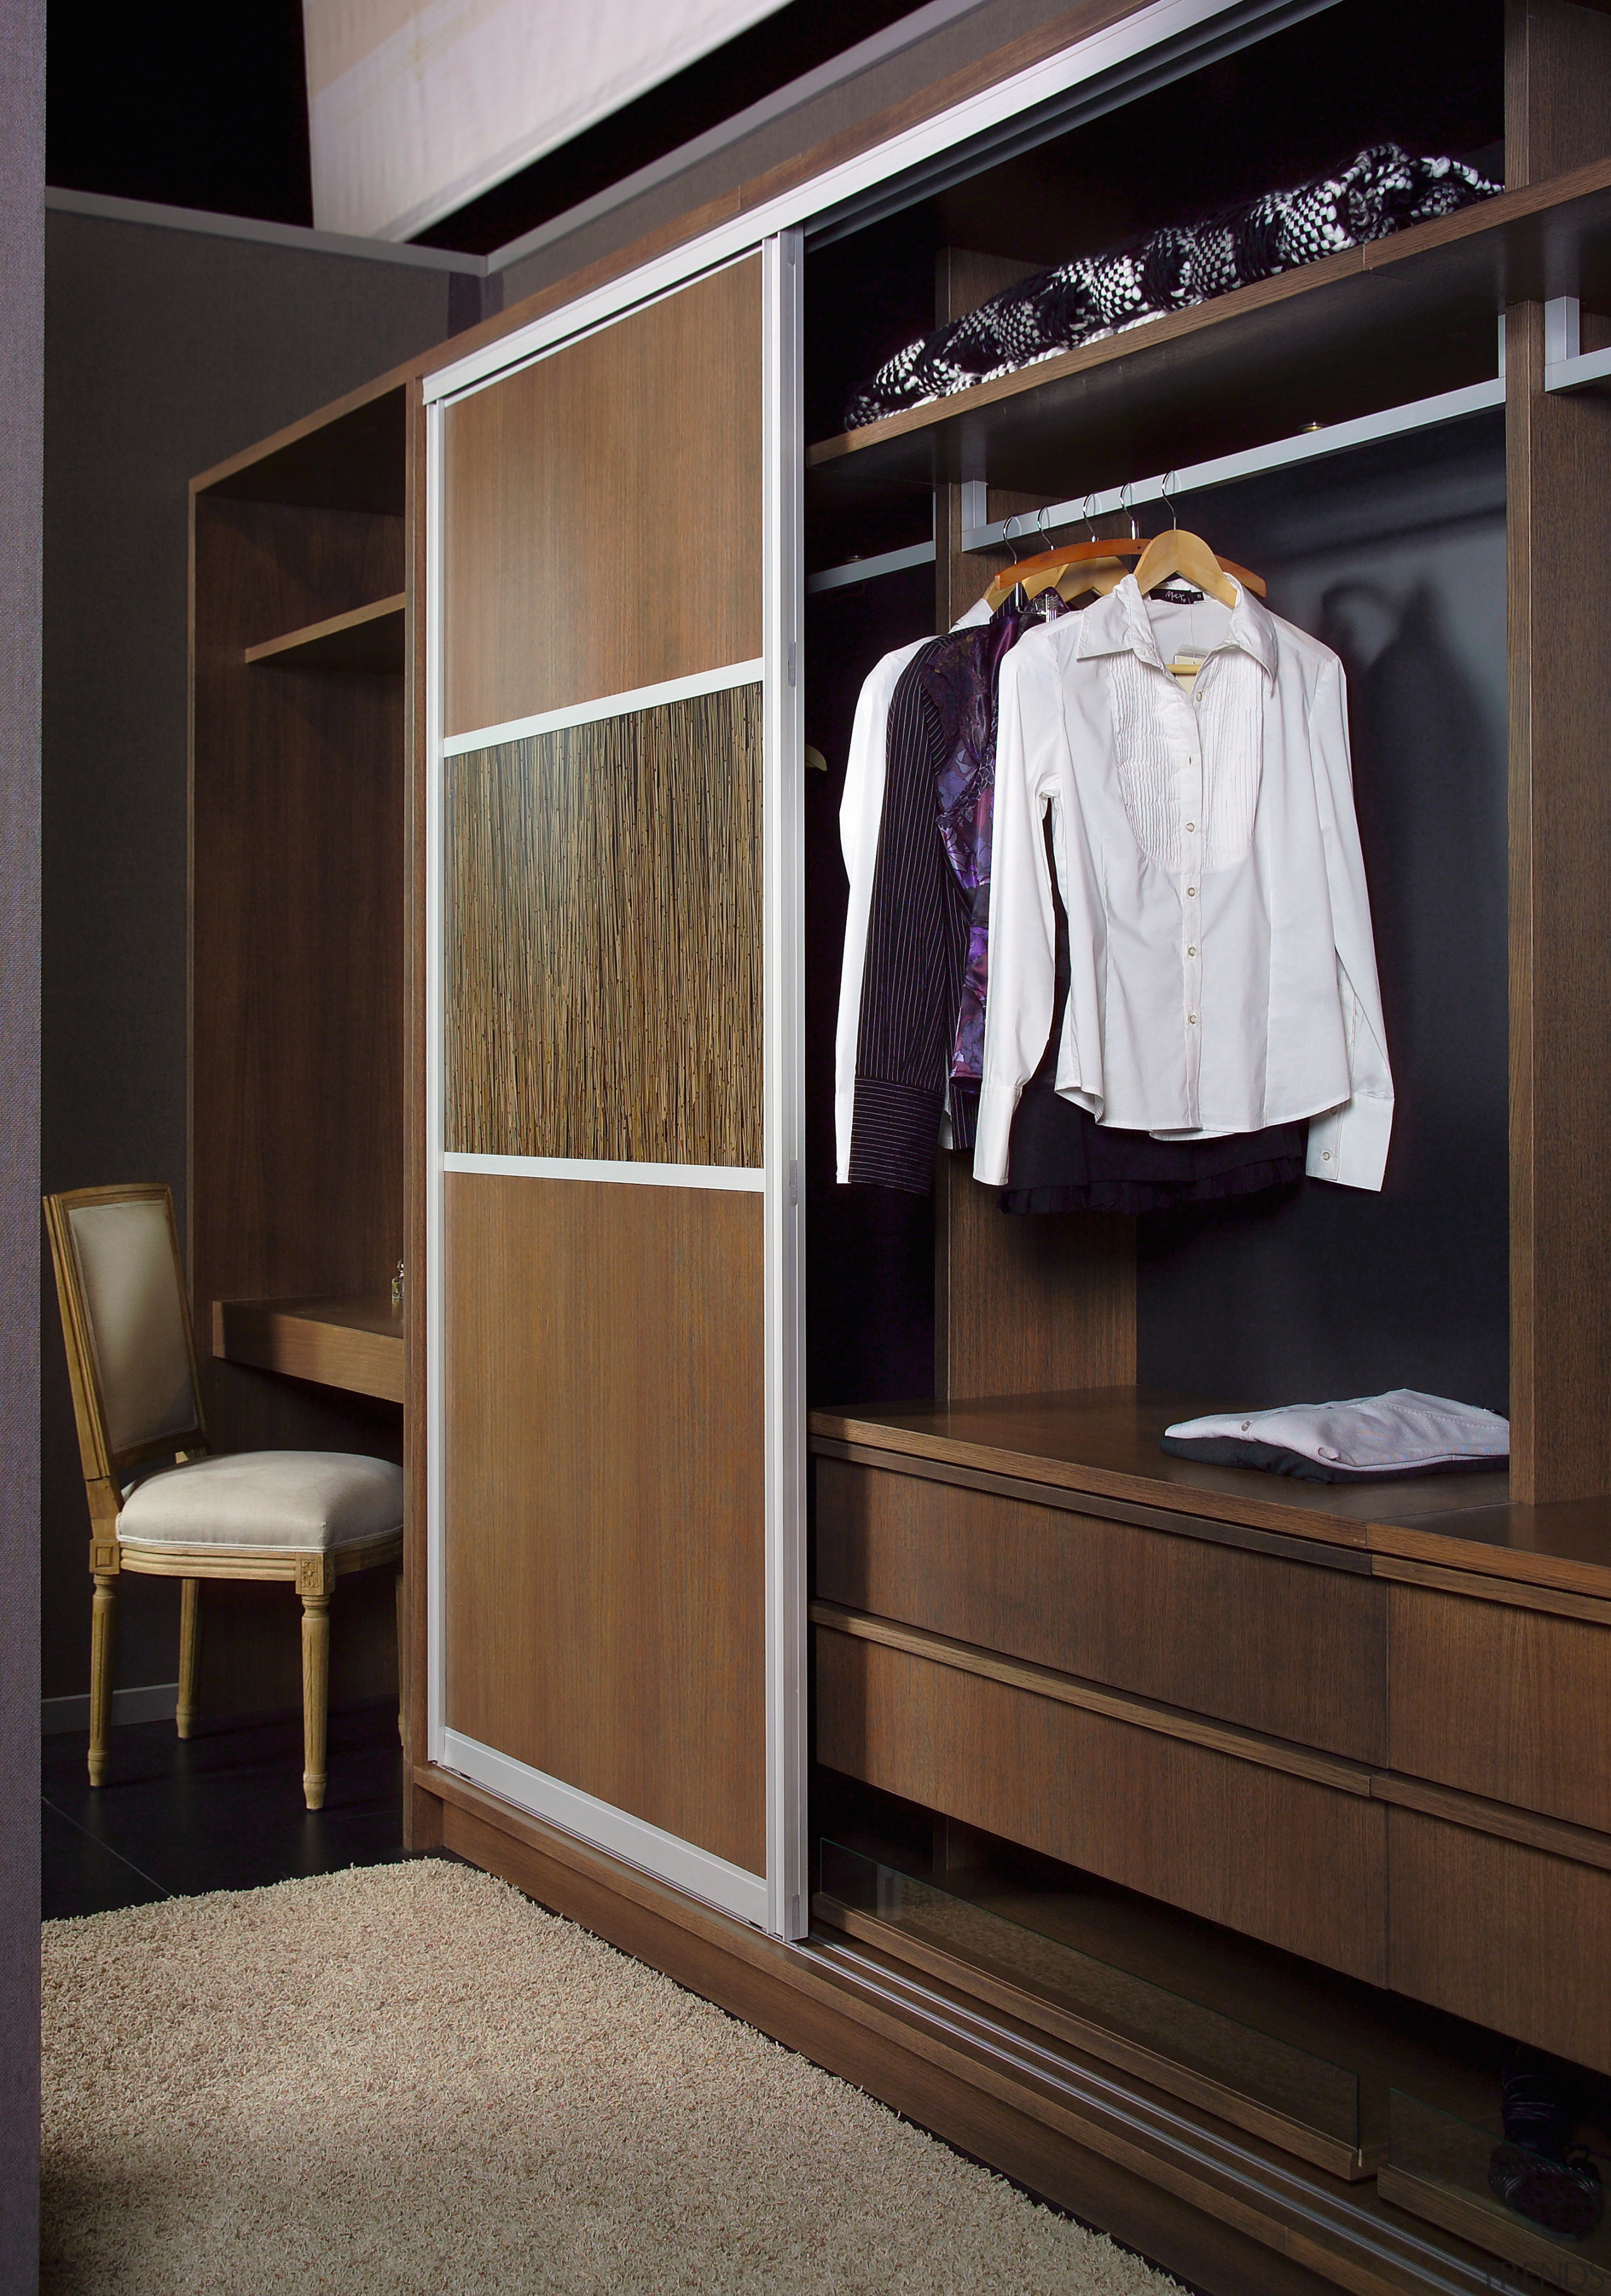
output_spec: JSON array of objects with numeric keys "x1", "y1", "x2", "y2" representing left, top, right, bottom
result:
[{"x1": 44, "y1": 1181, "x2": 402, "y2": 1807}]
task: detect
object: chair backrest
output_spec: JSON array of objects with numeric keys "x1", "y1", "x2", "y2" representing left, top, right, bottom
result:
[{"x1": 44, "y1": 1183, "x2": 206, "y2": 1486}]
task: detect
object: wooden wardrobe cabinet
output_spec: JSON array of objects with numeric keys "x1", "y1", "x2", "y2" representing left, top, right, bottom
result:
[{"x1": 191, "y1": 3, "x2": 1611, "y2": 2288}]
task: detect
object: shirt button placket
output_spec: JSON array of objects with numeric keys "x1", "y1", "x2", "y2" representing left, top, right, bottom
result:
[{"x1": 1181, "y1": 733, "x2": 1204, "y2": 1122}]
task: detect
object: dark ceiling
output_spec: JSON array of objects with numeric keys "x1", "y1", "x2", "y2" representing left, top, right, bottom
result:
[{"x1": 46, "y1": 0, "x2": 932, "y2": 252}]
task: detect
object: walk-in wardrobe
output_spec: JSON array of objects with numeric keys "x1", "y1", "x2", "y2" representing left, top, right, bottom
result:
[{"x1": 189, "y1": 3, "x2": 1611, "y2": 2287}]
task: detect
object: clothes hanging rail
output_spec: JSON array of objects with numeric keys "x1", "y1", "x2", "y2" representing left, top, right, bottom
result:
[
  {"x1": 806, "y1": 535, "x2": 937, "y2": 595},
  {"x1": 805, "y1": 344, "x2": 1505, "y2": 595},
  {"x1": 959, "y1": 367, "x2": 1506, "y2": 555},
  {"x1": 1542, "y1": 296, "x2": 1611, "y2": 395}
]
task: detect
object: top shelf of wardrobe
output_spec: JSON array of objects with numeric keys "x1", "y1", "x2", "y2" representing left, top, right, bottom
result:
[{"x1": 804, "y1": 161, "x2": 1611, "y2": 502}]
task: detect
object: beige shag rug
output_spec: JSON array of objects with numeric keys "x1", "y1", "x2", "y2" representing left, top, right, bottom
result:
[{"x1": 42, "y1": 1858, "x2": 1183, "y2": 2295}]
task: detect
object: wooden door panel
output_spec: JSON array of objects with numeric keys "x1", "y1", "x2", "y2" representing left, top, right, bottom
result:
[
  {"x1": 443, "y1": 256, "x2": 763, "y2": 736},
  {"x1": 444, "y1": 1172, "x2": 765, "y2": 1874}
]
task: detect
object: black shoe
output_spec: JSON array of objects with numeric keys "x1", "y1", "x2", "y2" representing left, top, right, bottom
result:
[{"x1": 1488, "y1": 2140, "x2": 1605, "y2": 2241}]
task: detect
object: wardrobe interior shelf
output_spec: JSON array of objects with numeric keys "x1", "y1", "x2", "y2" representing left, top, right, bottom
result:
[
  {"x1": 200, "y1": 378, "x2": 407, "y2": 514},
  {"x1": 810, "y1": 1392, "x2": 1611, "y2": 1597},
  {"x1": 211, "y1": 1294, "x2": 405, "y2": 1404},
  {"x1": 243, "y1": 594, "x2": 406, "y2": 673},
  {"x1": 804, "y1": 159, "x2": 1611, "y2": 502}
]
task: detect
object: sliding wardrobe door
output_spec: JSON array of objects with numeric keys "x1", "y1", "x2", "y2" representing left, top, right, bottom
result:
[{"x1": 424, "y1": 242, "x2": 805, "y2": 1936}]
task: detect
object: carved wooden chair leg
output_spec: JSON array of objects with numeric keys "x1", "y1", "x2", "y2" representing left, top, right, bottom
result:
[
  {"x1": 395, "y1": 1568, "x2": 407, "y2": 1750},
  {"x1": 88, "y1": 1569, "x2": 118, "y2": 1787},
  {"x1": 176, "y1": 1575, "x2": 200, "y2": 1739},
  {"x1": 300, "y1": 1554, "x2": 334, "y2": 1811}
]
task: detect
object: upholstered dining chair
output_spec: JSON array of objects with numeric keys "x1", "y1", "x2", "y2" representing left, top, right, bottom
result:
[{"x1": 43, "y1": 1182, "x2": 404, "y2": 1808}]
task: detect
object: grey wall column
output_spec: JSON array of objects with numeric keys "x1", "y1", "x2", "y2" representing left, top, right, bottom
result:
[{"x1": 1, "y1": 0, "x2": 44, "y2": 2283}]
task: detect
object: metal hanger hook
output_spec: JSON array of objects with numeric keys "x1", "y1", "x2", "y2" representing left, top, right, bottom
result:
[
  {"x1": 1120, "y1": 481, "x2": 1138, "y2": 542},
  {"x1": 1159, "y1": 470, "x2": 1179, "y2": 534}
]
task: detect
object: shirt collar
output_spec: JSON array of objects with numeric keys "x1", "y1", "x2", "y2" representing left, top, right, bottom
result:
[{"x1": 1072, "y1": 571, "x2": 1279, "y2": 681}]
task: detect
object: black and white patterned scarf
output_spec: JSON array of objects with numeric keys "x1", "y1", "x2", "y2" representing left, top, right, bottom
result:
[{"x1": 843, "y1": 145, "x2": 1500, "y2": 430}]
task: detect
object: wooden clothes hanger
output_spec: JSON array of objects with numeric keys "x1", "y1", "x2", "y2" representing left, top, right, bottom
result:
[
  {"x1": 983, "y1": 534, "x2": 1142, "y2": 614},
  {"x1": 984, "y1": 524, "x2": 1267, "y2": 616},
  {"x1": 1131, "y1": 502, "x2": 1267, "y2": 689}
]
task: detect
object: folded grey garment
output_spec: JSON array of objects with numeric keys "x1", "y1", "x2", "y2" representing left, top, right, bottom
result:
[{"x1": 1162, "y1": 1389, "x2": 1509, "y2": 1483}]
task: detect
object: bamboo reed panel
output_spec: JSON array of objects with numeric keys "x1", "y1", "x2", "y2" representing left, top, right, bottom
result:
[{"x1": 446, "y1": 685, "x2": 762, "y2": 1165}]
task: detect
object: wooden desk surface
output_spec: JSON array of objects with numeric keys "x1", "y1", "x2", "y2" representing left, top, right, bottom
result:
[
  {"x1": 212, "y1": 1295, "x2": 405, "y2": 1405},
  {"x1": 809, "y1": 1388, "x2": 1611, "y2": 1601}
]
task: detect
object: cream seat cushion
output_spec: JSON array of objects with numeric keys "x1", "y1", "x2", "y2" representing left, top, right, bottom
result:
[{"x1": 117, "y1": 1451, "x2": 403, "y2": 1554}]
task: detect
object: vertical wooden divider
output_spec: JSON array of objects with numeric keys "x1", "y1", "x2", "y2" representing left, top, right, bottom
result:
[
  {"x1": 931, "y1": 247, "x2": 1138, "y2": 1404},
  {"x1": 1506, "y1": 0, "x2": 1611, "y2": 1500}
]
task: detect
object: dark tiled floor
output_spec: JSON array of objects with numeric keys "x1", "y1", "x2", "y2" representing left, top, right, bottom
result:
[{"x1": 41, "y1": 1699, "x2": 407, "y2": 1918}]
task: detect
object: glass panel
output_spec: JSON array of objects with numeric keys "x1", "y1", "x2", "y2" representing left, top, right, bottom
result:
[
  {"x1": 818, "y1": 1841, "x2": 1365, "y2": 2176},
  {"x1": 1383, "y1": 2090, "x2": 1611, "y2": 2279},
  {"x1": 446, "y1": 682, "x2": 762, "y2": 1164}
]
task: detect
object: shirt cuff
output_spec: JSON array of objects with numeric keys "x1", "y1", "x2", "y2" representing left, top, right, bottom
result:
[
  {"x1": 847, "y1": 1077, "x2": 944, "y2": 1194},
  {"x1": 1306, "y1": 1094, "x2": 1393, "y2": 1191},
  {"x1": 971, "y1": 1081, "x2": 1021, "y2": 1186}
]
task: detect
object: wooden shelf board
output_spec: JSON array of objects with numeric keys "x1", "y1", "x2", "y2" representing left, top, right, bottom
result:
[
  {"x1": 809, "y1": 1389, "x2": 1611, "y2": 1599},
  {"x1": 244, "y1": 594, "x2": 406, "y2": 673},
  {"x1": 806, "y1": 162, "x2": 1611, "y2": 502},
  {"x1": 199, "y1": 381, "x2": 407, "y2": 515},
  {"x1": 212, "y1": 1294, "x2": 404, "y2": 1404}
]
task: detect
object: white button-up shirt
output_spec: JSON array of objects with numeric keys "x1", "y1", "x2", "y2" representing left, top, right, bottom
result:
[{"x1": 976, "y1": 575, "x2": 1393, "y2": 1191}]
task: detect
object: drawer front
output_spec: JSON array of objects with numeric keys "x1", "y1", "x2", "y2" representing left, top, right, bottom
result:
[
  {"x1": 816, "y1": 1458, "x2": 1386, "y2": 1762},
  {"x1": 816, "y1": 1623, "x2": 1388, "y2": 1984},
  {"x1": 1388, "y1": 1587, "x2": 1611, "y2": 1832},
  {"x1": 1388, "y1": 1809, "x2": 1611, "y2": 2076}
]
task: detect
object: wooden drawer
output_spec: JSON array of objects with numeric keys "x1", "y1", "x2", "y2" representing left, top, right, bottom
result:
[
  {"x1": 815, "y1": 1620, "x2": 1388, "y2": 1984},
  {"x1": 815, "y1": 1456, "x2": 1386, "y2": 1762},
  {"x1": 1388, "y1": 1586, "x2": 1611, "y2": 1831},
  {"x1": 1388, "y1": 1808, "x2": 1611, "y2": 2076}
]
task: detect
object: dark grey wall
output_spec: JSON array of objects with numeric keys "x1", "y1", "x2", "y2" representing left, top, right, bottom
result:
[
  {"x1": 3, "y1": 6, "x2": 43, "y2": 2284},
  {"x1": 42, "y1": 213, "x2": 462, "y2": 1702}
]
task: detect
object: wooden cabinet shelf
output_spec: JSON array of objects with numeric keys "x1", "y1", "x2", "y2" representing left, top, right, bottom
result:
[
  {"x1": 805, "y1": 161, "x2": 1611, "y2": 502},
  {"x1": 809, "y1": 1389, "x2": 1611, "y2": 1602},
  {"x1": 244, "y1": 594, "x2": 405, "y2": 673},
  {"x1": 212, "y1": 1294, "x2": 405, "y2": 1404}
]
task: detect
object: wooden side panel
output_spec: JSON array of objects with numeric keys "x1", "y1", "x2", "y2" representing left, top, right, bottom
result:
[
  {"x1": 816, "y1": 1626, "x2": 1387, "y2": 1983},
  {"x1": 1388, "y1": 1808, "x2": 1611, "y2": 2074},
  {"x1": 1507, "y1": 2, "x2": 1611, "y2": 1501},
  {"x1": 816, "y1": 1459, "x2": 1386, "y2": 1762},
  {"x1": 444, "y1": 1172, "x2": 765, "y2": 1876},
  {"x1": 1505, "y1": 0, "x2": 1611, "y2": 188},
  {"x1": 191, "y1": 495, "x2": 405, "y2": 1378},
  {"x1": 443, "y1": 257, "x2": 763, "y2": 736},
  {"x1": 445, "y1": 688, "x2": 761, "y2": 1164},
  {"x1": 936, "y1": 1155, "x2": 1136, "y2": 1401},
  {"x1": 1388, "y1": 1585, "x2": 1611, "y2": 1830}
]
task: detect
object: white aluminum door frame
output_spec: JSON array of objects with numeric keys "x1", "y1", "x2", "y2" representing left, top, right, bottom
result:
[{"x1": 424, "y1": 237, "x2": 806, "y2": 1938}]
